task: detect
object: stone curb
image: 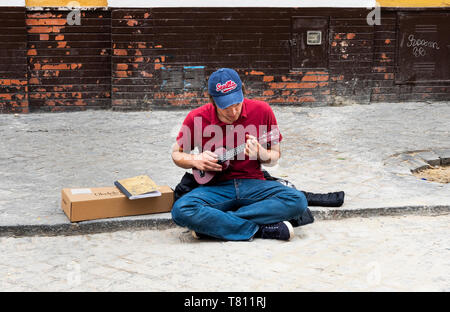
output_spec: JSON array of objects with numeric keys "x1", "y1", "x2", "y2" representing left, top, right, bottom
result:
[
  {"x1": 384, "y1": 149, "x2": 450, "y2": 176},
  {"x1": 1, "y1": 205, "x2": 449, "y2": 238}
]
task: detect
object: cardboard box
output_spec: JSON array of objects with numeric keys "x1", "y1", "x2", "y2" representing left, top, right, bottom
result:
[{"x1": 62, "y1": 185, "x2": 173, "y2": 222}]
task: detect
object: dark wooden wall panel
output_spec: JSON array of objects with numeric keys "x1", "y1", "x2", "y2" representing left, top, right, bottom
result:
[
  {"x1": 0, "y1": 7, "x2": 28, "y2": 113},
  {"x1": 1, "y1": 7, "x2": 449, "y2": 113},
  {"x1": 370, "y1": 11, "x2": 398, "y2": 102},
  {"x1": 26, "y1": 9, "x2": 111, "y2": 112},
  {"x1": 370, "y1": 10, "x2": 450, "y2": 103},
  {"x1": 111, "y1": 8, "x2": 157, "y2": 110},
  {"x1": 111, "y1": 8, "x2": 338, "y2": 110},
  {"x1": 329, "y1": 13, "x2": 375, "y2": 105}
]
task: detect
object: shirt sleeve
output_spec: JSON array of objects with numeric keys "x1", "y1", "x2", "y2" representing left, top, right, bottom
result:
[
  {"x1": 176, "y1": 112, "x2": 195, "y2": 153},
  {"x1": 266, "y1": 105, "x2": 283, "y2": 147}
]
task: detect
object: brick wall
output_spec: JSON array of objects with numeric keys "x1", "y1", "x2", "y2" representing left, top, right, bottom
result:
[
  {"x1": 0, "y1": 7, "x2": 448, "y2": 113},
  {"x1": 110, "y1": 8, "x2": 338, "y2": 110},
  {"x1": 329, "y1": 14, "x2": 374, "y2": 105},
  {"x1": 0, "y1": 7, "x2": 28, "y2": 113},
  {"x1": 26, "y1": 9, "x2": 111, "y2": 111},
  {"x1": 111, "y1": 9, "x2": 159, "y2": 110}
]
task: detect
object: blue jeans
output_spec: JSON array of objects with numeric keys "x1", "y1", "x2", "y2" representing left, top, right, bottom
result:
[{"x1": 171, "y1": 178, "x2": 308, "y2": 241}]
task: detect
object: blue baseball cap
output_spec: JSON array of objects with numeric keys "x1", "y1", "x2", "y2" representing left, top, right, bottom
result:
[{"x1": 208, "y1": 68, "x2": 244, "y2": 109}]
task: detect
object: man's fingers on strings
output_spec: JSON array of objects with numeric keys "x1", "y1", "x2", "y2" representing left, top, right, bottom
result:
[
  {"x1": 206, "y1": 162, "x2": 222, "y2": 171},
  {"x1": 205, "y1": 151, "x2": 218, "y2": 158}
]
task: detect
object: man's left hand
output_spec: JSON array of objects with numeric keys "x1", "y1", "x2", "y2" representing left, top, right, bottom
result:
[{"x1": 245, "y1": 134, "x2": 269, "y2": 161}]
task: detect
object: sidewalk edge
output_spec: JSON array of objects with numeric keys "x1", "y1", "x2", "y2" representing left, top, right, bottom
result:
[{"x1": 1, "y1": 205, "x2": 449, "y2": 237}]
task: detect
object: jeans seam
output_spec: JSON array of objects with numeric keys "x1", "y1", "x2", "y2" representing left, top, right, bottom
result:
[
  {"x1": 239, "y1": 194, "x2": 279, "y2": 202},
  {"x1": 239, "y1": 194, "x2": 301, "y2": 221},
  {"x1": 234, "y1": 179, "x2": 240, "y2": 200},
  {"x1": 209, "y1": 199, "x2": 236, "y2": 208}
]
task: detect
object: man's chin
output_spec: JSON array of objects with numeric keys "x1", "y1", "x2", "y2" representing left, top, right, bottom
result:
[{"x1": 221, "y1": 117, "x2": 234, "y2": 124}]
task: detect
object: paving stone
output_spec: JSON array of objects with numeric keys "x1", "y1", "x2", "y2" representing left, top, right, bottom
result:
[
  {"x1": 0, "y1": 101, "x2": 449, "y2": 235},
  {"x1": 398, "y1": 154, "x2": 431, "y2": 173},
  {"x1": 435, "y1": 149, "x2": 450, "y2": 165},
  {"x1": 0, "y1": 214, "x2": 448, "y2": 291},
  {"x1": 415, "y1": 151, "x2": 441, "y2": 166}
]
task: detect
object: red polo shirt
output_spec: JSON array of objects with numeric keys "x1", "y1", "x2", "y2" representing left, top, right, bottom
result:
[{"x1": 176, "y1": 98, "x2": 283, "y2": 182}]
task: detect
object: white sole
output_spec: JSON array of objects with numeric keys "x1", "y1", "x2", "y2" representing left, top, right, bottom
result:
[
  {"x1": 191, "y1": 231, "x2": 200, "y2": 239},
  {"x1": 283, "y1": 221, "x2": 295, "y2": 240}
]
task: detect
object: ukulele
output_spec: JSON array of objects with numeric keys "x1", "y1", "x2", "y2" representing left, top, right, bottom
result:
[{"x1": 192, "y1": 128, "x2": 280, "y2": 184}]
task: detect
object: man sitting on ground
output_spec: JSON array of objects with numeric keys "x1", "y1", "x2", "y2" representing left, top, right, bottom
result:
[{"x1": 171, "y1": 68, "x2": 308, "y2": 241}]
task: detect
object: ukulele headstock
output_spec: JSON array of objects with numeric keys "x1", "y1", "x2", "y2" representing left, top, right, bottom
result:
[{"x1": 258, "y1": 128, "x2": 281, "y2": 146}]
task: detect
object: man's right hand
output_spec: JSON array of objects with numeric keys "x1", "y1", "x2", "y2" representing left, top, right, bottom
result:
[{"x1": 192, "y1": 151, "x2": 222, "y2": 172}]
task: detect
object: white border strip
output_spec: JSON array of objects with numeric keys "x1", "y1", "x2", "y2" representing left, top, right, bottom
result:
[
  {"x1": 108, "y1": 0, "x2": 377, "y2": 8},
  {"x1": 1, "y1": 0, "x2": 25, "y2": 5}
]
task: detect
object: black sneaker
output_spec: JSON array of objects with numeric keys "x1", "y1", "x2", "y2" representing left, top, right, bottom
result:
[{"x1": 256, "y1": 221, "x2": 294, "y2": 241}]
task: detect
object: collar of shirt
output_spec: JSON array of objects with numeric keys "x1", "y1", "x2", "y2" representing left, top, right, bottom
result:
[{"x1": 209, "y1": 98, "x2": 248, "y2": 126}]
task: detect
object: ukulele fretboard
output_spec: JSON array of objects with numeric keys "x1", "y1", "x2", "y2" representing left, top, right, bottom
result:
[{"x1": 217, "y1": 128, "x2": 279, "y2": 162}]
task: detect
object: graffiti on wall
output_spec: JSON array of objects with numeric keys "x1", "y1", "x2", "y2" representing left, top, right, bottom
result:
[{"x1": 407, "y1": 34, "x2": 440, "y2": 57}]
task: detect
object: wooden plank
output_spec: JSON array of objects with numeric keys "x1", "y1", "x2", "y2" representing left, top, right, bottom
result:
[
  {"x1": 30, "y1": 106, "x2": 104, "y2": 112},
  {"x1": 26, "y1": 18, "x2": 110, "y2": 26},
  {"x1": 329, "y1": 54, "x2": 373, "y2": 61},
  {"x1": 0, "y1": 13, "x2": 25, "y2": 20},
  {"x1": 0, "y1": 86, "x2": 26, "y2": 93},
  {"x1": 112, "y1": 53, "x2": 287, "y2": 63},
  {"x1": 0, "y1": 7, "x2": 26, "y2": 12},
  {"x1": 112, "y1": 18, "x2": 290, "y2": 27},
  {"x1": 112, "y1": 26, "x2": 289, "y2": 35},
  {"x1": 29, "y1": 84, "x2": 111, "y2": 92},
  {"x1": 113, "y1": 33, "x2": 290, "y2": 42},
  {"x1": 0, "y1": 20, "x2": 26, "y2": 27},
  {"x1": 29, "y1": 62, "x2": 110, "y2": 71},
  {"x1": 30, "y1": 41, "x2": 110, "y2": 49},
  {"x1": 330, "y1": 32, "x2": 374, "y2": 40},
  {"x1": 28, "y1": 56, "x2": 111, "y2": 63},
  {"x1": 28, "y1": 77, "x2": 111, "y2": 85},
  {"x1": 0, "y1": 72, "x2": 28, "y2": 79},
  {"x1": 27, "y1": 26, "x2": 111, "y2": 34},
  {"x1": 112, "y1": 85, "x2": 160, "y2": 93},
  {"x1": 0, "y1": 50, "x2": 27, "y2": 57},
  {"x1": 113, "y1": 39, "x2": 288, "y2": 49},
  {"x1": 0, "y1": 43, "x2": 27, "y2": 49},
  {"x1": 112, "y1": 47, "x2": 287, "y2": 56},
  {"x1": 0, "y1": 35, "x2": 27, "y2": 43},
  {"x1": 26, "y1": 11, "x2": 111, "y2": 19},
  {"x1": 29, "y1": 98, "x2": 110, "y2": 108},
  {"x1": 113, "y1": 78, "x2": 170, "y2": 86},
  {"x1": 29, "y1": 70, "x2": 111, "y2": 78},
  {"x1": 331, "y1": 26, "x2": 375, "y2": 33},
  {"x1": 29, "y1": 91, "x2": 110, "y2": 100},
  {"x1": 0, "y1": 27, "x2": 26, "y2": 35},
  {"x1": 331, "y1": 18, "x2": 396, "y2": 26},
  {"x1": 27, "y1": 33, "x2": 111, "y2": 42},
  {"x1": 27, "y1": 48, "x2": 111, "y2": 57},
  {"x1": 0, "y1": 57, "x2": 28, "y2": 65},
  {"x1": 112, "y1": 10, "x2": 292, "y2": 20},
  {"x1": 330, "y1": 46, "x2": 373, "y2": 54}
]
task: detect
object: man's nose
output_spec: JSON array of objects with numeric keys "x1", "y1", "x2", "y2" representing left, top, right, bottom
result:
[{"x1": 230, "y1": 107, "x2": 239, "y2": 115}]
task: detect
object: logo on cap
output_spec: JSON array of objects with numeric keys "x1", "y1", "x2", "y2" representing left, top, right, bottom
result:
[{"x1": 216, "y1": 80, "x2": 237, "y2": 93}]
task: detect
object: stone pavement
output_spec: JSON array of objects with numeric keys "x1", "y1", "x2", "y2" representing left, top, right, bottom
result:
[
  {"x1": 1, "y1": 214, "x2": 449, "y2": 291},
  {"x1": 0, "y1": 101, "x2": 449, "y2": 235}
]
